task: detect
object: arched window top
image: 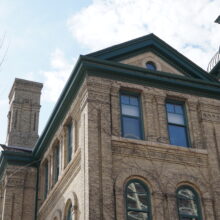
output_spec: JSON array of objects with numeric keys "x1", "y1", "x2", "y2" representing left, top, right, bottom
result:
[
  {"x1": 125, "y1": 179, "x2": 152, "y2": 220},
  {"x1": 145, "y1": 61, "x2": 157, "y2": 71},
  {"x1": 176, "y1": 185, "x2": 202, "y2": 220}
]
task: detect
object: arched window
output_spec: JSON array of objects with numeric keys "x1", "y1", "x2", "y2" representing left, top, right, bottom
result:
[
  {"x1": 66, "y1": 203, "x2": 72, "y2": 220},
  {"x1": 177, "y1": 186, "x2": 202, "y2": 220},
  {"x1": 125, "y1": 179, "x2": 152, "y2": 220},
  {"x1": 146, "y1": 61, "x2": 156, "y2": 71}
]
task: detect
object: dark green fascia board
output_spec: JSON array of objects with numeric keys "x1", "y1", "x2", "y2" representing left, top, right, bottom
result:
[
  {"x1": 32, "y1": 56, "x2": 87, "y2": 159},
  {"x1": 32, "y1": 55, "x2": 220, "y2": 161},
  {"x1": 87, "y1": 33, "x2": 215, "y2": 82}
]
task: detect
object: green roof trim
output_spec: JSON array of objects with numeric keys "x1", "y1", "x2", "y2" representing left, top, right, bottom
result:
[{"x1": 88, "y1": 33, "x2": 216, "y2": 82}]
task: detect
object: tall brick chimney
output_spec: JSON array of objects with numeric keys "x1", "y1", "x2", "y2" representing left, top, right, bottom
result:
[{"x1": 6, "y1": 78, "x2": 43, "y2": 149}]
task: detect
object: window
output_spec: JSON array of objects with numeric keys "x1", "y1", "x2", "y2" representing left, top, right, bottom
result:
[
  {"x1": 66, "y1": 203, "x2": 72, "y2": 220},
  {"x1": 44, "y1": 160, "x2": 49, "y2": 199},
  {"x1": 120, "y1": 93, "x2": 143, "y2": 140},
  {"x1": 146, "y1": 61, "x2": 156, "y2": 70},
  {"x1": 125, "y1": 179, "x2": 152, "y2": 220},
  {"x1": 166, "y1": 101, "x2": 189, "y2": 147},
  {"x1": 67, "y1": 122, "x2": 73, "y2": 163},
  {"x1": 177, "y1": 186, "x2": 202, "y2": 220},
  {"x1": 53, "y1": 144, "x2": 60, "y2": 183}
]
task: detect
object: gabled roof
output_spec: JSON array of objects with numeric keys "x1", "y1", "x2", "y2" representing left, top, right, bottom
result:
[{"x1": 88, "y1": 33, "x2": 216, "y2": 82}]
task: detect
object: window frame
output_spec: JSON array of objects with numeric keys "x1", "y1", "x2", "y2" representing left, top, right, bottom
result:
[
  {"x1": 165, "y1": 100, "x2": 190, "y2": 147},
  {"x1": 120, "y1": 91, "x2": 144, "y2": 140},
  {"x1": 125, "y1": 179, "x2": 152, "y2": 220},
  {"x1": 176, "y1": 185, "x2": 203, "y2": 220}
]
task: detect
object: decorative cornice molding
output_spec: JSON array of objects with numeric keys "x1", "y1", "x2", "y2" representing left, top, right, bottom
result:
[{"x1": 200, "y1": 111, "x2": 220, "y2": 123}]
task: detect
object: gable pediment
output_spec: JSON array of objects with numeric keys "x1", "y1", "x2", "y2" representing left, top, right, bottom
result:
[
  {"x1": 88, "y1": 33, "x2": 216, "y2": 82},
  {"x1": 120, "y1": 51, "x2": 185, "y2": 77}
]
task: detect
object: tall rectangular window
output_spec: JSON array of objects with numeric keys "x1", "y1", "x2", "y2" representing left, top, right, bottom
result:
[
  {"x1": 67, "y1": 122, "x2": 73, "y2": 163},
  {"x1": 54, "y1": 144, "x2": 60, "y2": 183},
  {"x1": 120, "y1": 93, "x2": 143, "y2": 140},
  {"x1": 44, "y1": 161, "x2": 49, "y2": 199},
  {"x1": 166, "y1": 101, "x2": 189, "y2": 147}
]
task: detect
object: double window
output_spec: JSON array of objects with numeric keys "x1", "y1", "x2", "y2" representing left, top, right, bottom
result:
[
  {"x1": 120, "y1": 93, "x2": 143, "y2": 140},
  {"x1": 166, "y1": 101, "x2": 189, "y2": 147},
  {"x1": 177, "y1": 186, "x2": 202, "y2": 220},
  {"x1": 120, "y1": 94, "x2": 190, "y2": 147}
]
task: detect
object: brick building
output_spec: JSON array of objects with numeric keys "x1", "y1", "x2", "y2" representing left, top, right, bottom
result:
[{"x1": 0, "y1": 33, "x2": 220, "y2": 220}]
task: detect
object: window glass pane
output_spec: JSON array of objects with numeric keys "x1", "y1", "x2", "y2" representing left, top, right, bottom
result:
[
  {"x1": 122, "y1": 104, "x2": 139, "y2": 117},
  {"x1": 128, "y1": 182, "x2": 146, "y2": 193},
  {"x1": 127, "y1": 183, "x2": 148, "y2": 211},
  {"x1": 54, "y1": 145, "x2": 60, "y2": 183},
  {"x1": 67, "y1": 123, "x2": 73, "y2": 162},
  {"x1": 175, "y1": 105, "x2": 183, "y2": 114},
  {"x1": 127, "y1": 211, "x2": 148, "y2": 220},
  {"x1": 178, "y1": 198, "x2": 198, "y2": 216},
  {"x1": 168, "y1": 125, "x2": 188, "y2": 147},
  {"x1": 166, "y1": 103, "x2": 175, "y2": 113},
  {"x1": 146, "y1": 61, "x2": 156, "y2": 70},
  {"x1": 126, "y1": 180, "x2": 150, "y2": 220},
  {"x1": 168, "y1": 113, "x2": 184, "y2": 125},
  {"x1": 130, "y1": 96, "x2": 139, "y2": 106},
  {"x1": 122, "y1": 117, "x2": 141, "y2": 139},
  {"x1": 67, "y1": 204, "x2": 72, "y2": 220},
  {"x1": 178, "y1": 189, "x2": 195, "y2": 200},
  {"x1": 127, "y1": 194, "x2": 148, "y2": 210},
  {"x1": 121, "y1": 95, "x2": 130, "y2": 104}
]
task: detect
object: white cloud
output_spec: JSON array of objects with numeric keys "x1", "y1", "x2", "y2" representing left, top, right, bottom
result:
[
  {"x1": 68, "y1": 0, "x2": 220, "y2": 69},
  {"x1": 41, "y1": 49, "x2": 75, "y2": 102}
]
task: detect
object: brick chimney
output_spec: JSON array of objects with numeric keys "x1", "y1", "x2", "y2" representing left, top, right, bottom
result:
[{"x1": 6, "y1": 78, "x2": 43, "y2": 149}]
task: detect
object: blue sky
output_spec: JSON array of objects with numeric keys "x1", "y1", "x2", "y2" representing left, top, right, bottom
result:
[{"x1": 0, "y1": 0, "x2": 220, "y2": 144}]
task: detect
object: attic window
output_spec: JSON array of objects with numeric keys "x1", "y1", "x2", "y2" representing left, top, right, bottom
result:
[{"x1": 146, "y1": 61, "x2": 156, "y2": 70}]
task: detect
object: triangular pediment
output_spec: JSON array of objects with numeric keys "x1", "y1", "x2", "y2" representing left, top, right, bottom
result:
[
  {"x1": 120, "y1": 51, "x2": 185, "y2": 76},
  {"x1": 87, "y1": 34, "x2": 216, "y2": 82}
]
